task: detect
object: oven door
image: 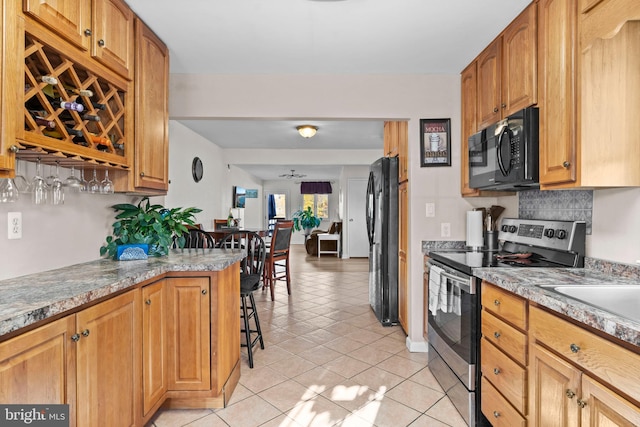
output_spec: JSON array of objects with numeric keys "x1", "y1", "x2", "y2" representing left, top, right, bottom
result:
[{"x1": 427, "y1": 259, "x2": 479, "y2": 390}]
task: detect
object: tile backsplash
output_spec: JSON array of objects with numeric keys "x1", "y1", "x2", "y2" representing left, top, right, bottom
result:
[{"x1": 519, "y1": 189, "x2": 593, "y2": 234}]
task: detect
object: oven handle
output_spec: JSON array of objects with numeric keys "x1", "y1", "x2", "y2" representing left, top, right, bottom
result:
[{"x1": 429, "y1": 262, "x2": 474, "y2": 294}]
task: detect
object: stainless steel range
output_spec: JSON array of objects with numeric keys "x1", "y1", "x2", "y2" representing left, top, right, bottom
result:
[{"x1": 427, "y1": 218, "x2": 586, "y2": 426}]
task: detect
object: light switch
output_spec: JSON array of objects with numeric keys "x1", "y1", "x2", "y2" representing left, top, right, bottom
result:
[{"x1": 441, "y1": 222, "x2": 451, "y2": 237}]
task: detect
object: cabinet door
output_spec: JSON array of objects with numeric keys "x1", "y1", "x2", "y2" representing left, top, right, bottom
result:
[
  {"x1": 477, "y1": 40, "x2": 502, "y2": 130},
  {"x1": 581, "y1": 375, "x2": 640, "y2": 426},
  {"x1": 76, "y1": 289, "x2": 140, "y2": 427},
  {"x1": 384, "y1": 121, "x2": 399, "y2": 157},
  {"x1": 92, "y1": 0, "x2": 134, "y2": 80},
  {"x1": 398, "y1": 181, "x2": 408, "y2": 334},
  {"x1": 134, "y1": 19, "x2": 169, "y2": 193},
  {"x1": 0, "y1": 0, "x2": 21, "y2": 176},
  {"x1": 23, "y1": 0, "x2": 91, "y2": 51},
  {"x1": 460, "y1": 62, "x2": 481, "y2": 197},
  {"x1": 538, "y1": 0, "x2": 578, "y2": 186},
  {"x1": 142, "y1": 280, "x2": 167, "y2": 416},
  {"x1": 397, "y1": 121, "x2": 408, "y2": 183},
  {"x1": 167, "y1": 277, "x2": 211, "y2": 391},
  {"x1": 529, "y1": 343, "x2": 581, "y2": 427},
  {"x1": 0, "y1": 316, "x2": 77, "y2": 425},
  {"x1": 502, "y1": 3, "x2": 537, "y2": 116}
]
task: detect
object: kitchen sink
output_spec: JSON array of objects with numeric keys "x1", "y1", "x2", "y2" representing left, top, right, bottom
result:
[{"x1": 537, "y1": 284, "x2": 640, "y2": 323}]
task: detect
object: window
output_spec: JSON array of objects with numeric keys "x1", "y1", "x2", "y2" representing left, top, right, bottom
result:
[{"x1": 303, "y1": 194, "x2": 329, "y2": 219}]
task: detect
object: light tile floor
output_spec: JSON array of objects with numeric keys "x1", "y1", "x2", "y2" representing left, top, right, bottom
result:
[{"x1": 147, "y1": 245, "x2": 468, "y2": 427}]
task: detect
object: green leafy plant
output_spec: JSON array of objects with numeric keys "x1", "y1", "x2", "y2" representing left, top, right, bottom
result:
[
  {"x1": 100, "y1": 197, "x2": 202, "y2": 258},
  {"x1": 292, "y1": 206, "x2": 321, "y2": 233}
]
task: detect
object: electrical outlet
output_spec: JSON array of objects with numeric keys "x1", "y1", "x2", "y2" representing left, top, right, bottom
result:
[
  {"x1": 441, "y1": 222, "x2": 451, "y2": 237},
  {"x1": 425, "y1": 203, "x2": 435, "y2": 217},
  {"x1": 8, "y1": 212, "x2": 22, "y2": 239}
]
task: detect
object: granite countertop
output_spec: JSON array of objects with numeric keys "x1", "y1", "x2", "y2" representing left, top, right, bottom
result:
[
  {"x1": 0, "y1": 248, "x2": 245, "y2": 338},
  {"x1": 474, "y1": 267, "x2": 640, "y2": 348}
]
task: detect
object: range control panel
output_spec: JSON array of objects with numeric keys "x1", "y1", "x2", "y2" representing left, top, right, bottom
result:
[{"x1": 498, "y1": 218, "x2": 586, "y2": 253}]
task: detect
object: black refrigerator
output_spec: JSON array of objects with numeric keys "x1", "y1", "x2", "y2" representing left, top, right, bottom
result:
[{"x1": 366, "y1": 157, "x2": 399, "y2": 326}]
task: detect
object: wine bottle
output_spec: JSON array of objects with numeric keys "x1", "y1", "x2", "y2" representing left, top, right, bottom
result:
[
  {"x1": 81, "y1": 113, "x2": 101, "y2": 122},
  {"x1": 36, "y1": 75, "x2": 58, "y2": 85},
  {"x1": 65, "y1": 127, "x2": 84, "y2": 137},
  {"x1": 51, "y1": 98, "x2": 84, "y2": 112},
  {"x1": 76, "y1": 97, "x2": 107, "y2": 111},
  {"x1": 63, "y1": 85, "x2": 93, "y2": 97},
  {"x1": 28, "y1": 111, "x2": 55, "y2": 129}
]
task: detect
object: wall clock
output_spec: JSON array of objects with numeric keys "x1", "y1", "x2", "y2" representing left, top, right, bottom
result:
[{"x1": 192, "y1": 157, "x2": 203, "y2": 182}]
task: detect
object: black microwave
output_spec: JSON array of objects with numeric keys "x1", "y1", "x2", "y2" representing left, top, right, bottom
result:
[{"x1": 468, "y1": 106, "x2": 539, "y2": 191}]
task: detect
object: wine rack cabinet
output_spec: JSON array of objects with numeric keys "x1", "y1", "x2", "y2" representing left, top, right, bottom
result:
[{"x1": 20, "y1": 27, "x2": 132, "y2": 175}]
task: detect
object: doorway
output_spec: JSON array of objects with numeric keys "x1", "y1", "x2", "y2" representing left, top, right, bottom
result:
[
  {"x1": 347, "y1": 178, "x2": 369, "y2": 258},
  {"x1": 264, "y1": 190, "x2": 288, "y2": 235}
]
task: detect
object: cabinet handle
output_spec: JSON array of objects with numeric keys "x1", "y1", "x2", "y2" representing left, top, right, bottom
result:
[
  {"x1": 81, "y1": 329, "x2": 90, "y2": 337},
  {"x1": 71, "y1": 333, "x2": 81, "y2": 342},
  {"x1": 145, "y1": 299, "x2": 152, "y2": 305},
  {"x1": 201, "y1": 289, "x2": 208, "y2": 295},
  {"x1": 563, "y1": 161, "x2": 571, "y2": 168},
  {"x1": 501, "y1": 103, "x2": 506, "y2": 108},
  {"x1": 493, "y1": 411, "x2": 500, "y2": 418},
  {"x1": 140, "y1": 172, "x2": 145, "y2": 177},
  {"x1": 493, "y1": 107, "x2": 499, "y2": 113},
  {"x1": 570, "y1": 343, "x2": 580, "y2": 353},
  {"x1": 493, "y1": 331, "x2": 501, "y2": 339},
  {"x1": 493, "y1": 368, "x2": 501, "y2": 375},
  {"x1": 9, "y1": 145, "x2": 19, "y2": 154},
  {"x1": 84, "y1": 28, "x2": 92, "y2": 36},
  {"x1": 566, "y1": 389, "x2": 576, "y2": 399},
  {"x1": 493, "y1": 299, "x2": 500, "y2": 306},
  {"x1": 98, "y1": 39, "x2": 105, "y2": 47},
  {"x1": 577, "y1": 399, "x2": 587, "y2": 408}
]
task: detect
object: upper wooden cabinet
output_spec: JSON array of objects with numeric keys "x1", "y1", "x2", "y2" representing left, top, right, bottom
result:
[
  {"x1": 383, "y1": 121, "x2": 399, "y2": 157},
  {"x1": 383, "y1": 121, "x2": 409, "y2": 183},
  {"x1": 24, "y1": 0, "x2": 134, "y2": 80},
  {"x1": 460, "y1": 62, "x2": 480, "y2": 197},
  {"x1": 477, "y1": 3, "x2": 537, "y2": 130},
  {"x1": 133, "y1": 18, "x2": 170, "y2": 193},
  {"x1": 0, "y1": 0, "x2": 20, "y2": 177}
]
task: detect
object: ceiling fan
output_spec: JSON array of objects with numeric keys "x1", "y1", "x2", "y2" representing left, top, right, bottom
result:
[{"x1": 279, "y1": 169, "x2": 307, "y2": 179}]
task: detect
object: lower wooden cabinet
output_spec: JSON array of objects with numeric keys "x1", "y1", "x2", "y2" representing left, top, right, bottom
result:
[
  {"x1": 166, "y1": 276, "x2": 211, "y2": 391},
  {"x1": 398, "y1": 181, "x2": 408, "y2": 333},
  {"x1": 142, "y1": 280, "x2": 167, "y2": 416}
]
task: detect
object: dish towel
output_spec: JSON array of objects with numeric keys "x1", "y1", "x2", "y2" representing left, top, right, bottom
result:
[
  {"x1": 428, "y1": 265, "x2": 444, "y2": 315},
  {"x1": 450, "y1": 282, "x2": 462, "y2": 315}
]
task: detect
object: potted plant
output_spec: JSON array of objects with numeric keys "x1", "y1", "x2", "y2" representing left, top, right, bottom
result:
[
  {"x1": 100, "y1": 197, "x2": 202, "y2": 259},
  {"x1": 292, "y1": 206, "x2": 321, "y2": 236}
]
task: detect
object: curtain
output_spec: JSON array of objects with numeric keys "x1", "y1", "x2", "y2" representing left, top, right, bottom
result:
[
  {"x1": 267, "y1": 194, "x2": 276, "y2": 219},
  {"x1": 300, "y1": 181, "x2": 332, "y2": 194}
]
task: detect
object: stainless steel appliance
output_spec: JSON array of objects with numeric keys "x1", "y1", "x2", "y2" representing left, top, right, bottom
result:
[
  {"x1": 366, "y1": 157, "x2": 398, "y2": 326},
  {"x1": 468, "y1": 106, "x2": 539, "y2": 191},
  {"x1": 427, "y1": 218, "x2": 586, "y2": 426}
]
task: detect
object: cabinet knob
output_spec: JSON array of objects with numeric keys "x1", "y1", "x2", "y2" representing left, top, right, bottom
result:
[
  {"x1": 566, "y1": 389, "x2": 576, "y2": 399},
  {"x1": 493, "y1": 368, "x2": 501, "y2": 375},
  {"x1": 84, "y1": 29, "x2": 92, "y2": 36},
  {"x1": 493, "y1": 331, "x2": 501, "y2": 339},
  {"x1": 139, "y1": 172, "x2": 145, "y2": 177},
  {"x1": 577, "y1": 399, "x2": 587, "y2": 408},
  {"x1": 201, "y1": 289, "x2": 207, "y2": 295},
  {"x1": 570, "y1": 343, "x2": 580, "y2": 353},
  {"x1": 98, "y1": 39, "x2": 105, "y2": 47},
  {"x1": 81, "y1": 329, "x2": 90, "y2": 337},
  {"x1": 493, "y1": 107, "x2": 499, "y2": 113},
  {"x1": 145, "y1": 299, "x2": 152, "y2": 305},
  {"x1": 9, "y1": 145, "x2": 19, "y2": 153},
  {"x1": 501, "y1": 103, "x2": 506, "y2": 108},
  {"x1": 71, "y1": 333, "x2": 81, "y2": 342},
  {"x1": 563, "y1": 161, "x2": 571, "y2": 168},
  {"x1": 493, "y1": 411, "x2": 500, "y2": 418},
  {"x1": 493, "y1": 299, "x2": 500, "y2": 306}
]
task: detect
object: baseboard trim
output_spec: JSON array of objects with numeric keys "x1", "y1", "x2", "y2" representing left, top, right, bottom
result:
[{"x1": 406, "y1": 336, "x2": 429, "y2": 353}]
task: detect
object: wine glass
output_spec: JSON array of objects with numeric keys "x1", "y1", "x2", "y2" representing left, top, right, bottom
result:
[
  {"x1": 88, "y1": 167, "x2": 100, "y2": 194},
  {"x1": 64, "y1": 165, "x2": 83, "y2": 193},
  {"x1": 79, "y1": 168, "x2": 88, "y2": 192},
  {"x1": 50, "y1": 161, "x2": 64, "y2": 205},
  {"x1": 31, "y1": 158, "x2": 48, "y2": 205},
  {"x1": 0, "y1": 178, "x2": 20, "y2": 203},
  {"x1": 13, "y1": 160, "x2": 30, "y2": 193},
  {"x1": 100, "y1": 169, "x2": 114, "y2": 194}
]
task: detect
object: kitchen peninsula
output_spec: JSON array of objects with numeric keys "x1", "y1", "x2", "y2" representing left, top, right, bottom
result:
[{"x1": 0, "y1": 249, "x2": 245, "y2": 427}]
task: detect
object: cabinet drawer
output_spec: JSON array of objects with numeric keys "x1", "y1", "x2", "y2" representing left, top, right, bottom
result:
[
  {"x1": 481, "y1": 338, "x2": 527, "y2": 414},
  {"x1": 482, "y1": 309, "x2": 527, "y2": 365},
  {"x1": 530, "y1": 306, "x2": 640, "y2": 405},
  {"x1": 481, "y1": 376, "x2": 526, "y2": 427},
  {"x1": 482, "y1": 281, "x2": 527, "y2": 330}
]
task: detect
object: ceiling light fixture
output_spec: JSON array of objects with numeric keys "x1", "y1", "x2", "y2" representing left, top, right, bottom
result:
[
  {"x1": 296, "y1": 125, "x2": 318, "y2": 138},
  {"x1": 278, "y1": 169, "x2": 307, "y2": 179}
]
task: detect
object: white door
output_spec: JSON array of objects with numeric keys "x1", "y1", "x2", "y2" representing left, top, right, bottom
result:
[{"x1": 347, "y1": 178, "x2": 369, "y2": 257}]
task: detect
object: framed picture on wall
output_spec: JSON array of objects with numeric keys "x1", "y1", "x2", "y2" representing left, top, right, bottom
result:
[{"x1": 420, "y1": 118, "x2": 451, "y2": 167}]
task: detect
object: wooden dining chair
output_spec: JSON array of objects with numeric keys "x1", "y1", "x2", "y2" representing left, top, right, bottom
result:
[
  {"x1": 263, "y1": 220, "x2": 294, "y2": 301},
  {"x1": 173, "y1": 228, "x2": 215, "y2": 249}
]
